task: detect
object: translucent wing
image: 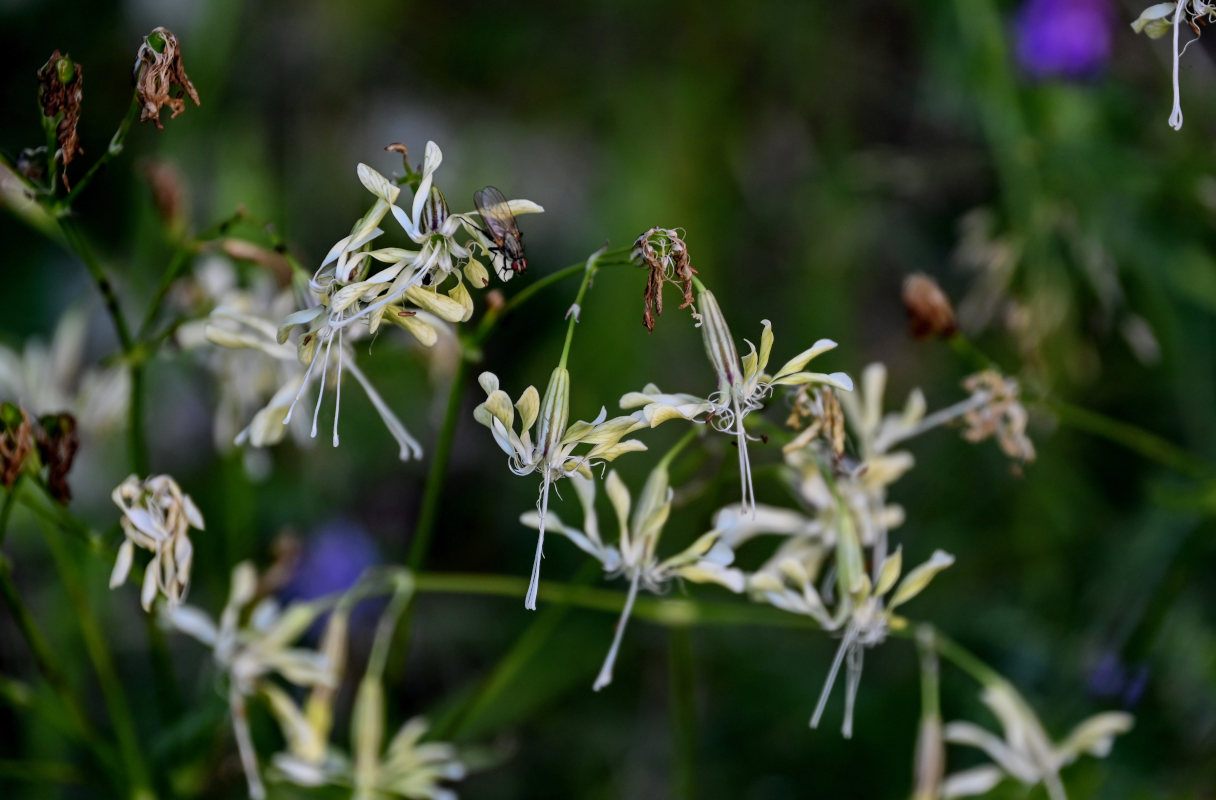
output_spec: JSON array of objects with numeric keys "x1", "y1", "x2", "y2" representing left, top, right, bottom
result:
[{"x1": 473, "y1": 185, "x2": 522, "y2": 244}]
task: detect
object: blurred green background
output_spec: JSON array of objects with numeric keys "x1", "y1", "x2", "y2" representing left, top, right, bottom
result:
[{"x1": 2, "y1": 0, "x2": 1216, "y2": 797}]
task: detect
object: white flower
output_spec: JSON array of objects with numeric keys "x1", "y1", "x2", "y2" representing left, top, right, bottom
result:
[
  {"x1": 0, "y1": 306, "x2": 129, "y2": 435},
  {"x1": 522, "y1": 460, "x2": 744, "y2": 690},
  {"x1": 622, "y1": 289, "x2": 851, "y2": 517},
  {"x1": 942, "y1": 681, "x2": 1133, "y2": 800},
  {"x1": 109, "y1": 474, "x2": 204, "y2": 611},
  {"x1": 475, "y1": 368, "x2": 647, "y2": 609},
  {"x1": 201, "y1": 296, "x2": 422, "y2": 461},
  {"x1": 166, "y1": 562, "x2": 339, "y2": 800}
]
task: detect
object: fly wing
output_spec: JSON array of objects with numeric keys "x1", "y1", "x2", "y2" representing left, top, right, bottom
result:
[{"x1": 473, "y1": 186, "x2": 522, "y2": 244}]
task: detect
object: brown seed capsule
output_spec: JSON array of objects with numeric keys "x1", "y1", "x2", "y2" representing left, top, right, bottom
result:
[
  {"x1": 133, "y1": 27, "x2": 200, "y2": 130},
  {"x1": 36, "y1": 50, "x2": 84, "y2": 190},
  {"x1": 902, "y1": 272, "x2": 957, "y2": 340}
]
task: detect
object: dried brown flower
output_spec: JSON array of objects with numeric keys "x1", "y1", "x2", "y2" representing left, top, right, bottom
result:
[
  {"x1": 36, "y1": 413, "x2": 79, "y2": 504},
  {"x1": 902, "y1": 272, "x2": 957, "y2": 340},
  {"x1": 783, "y1": 385, "x2": 846, "y2": 458},
  {"x1": 133, "y1": 27, "x2": 200, "y2": 130},
  {"x1": 632, "y1": 227, "x2": 697, "y2": 332},
  {"x1": 37, "y1": 50, "x2": 84, "y2": 190},
  {"x1": 961, "y1": 370, "x2": 1035, "y2": 463},
  {"x1": 0, "y1": 404, "x2": 35, "y2": 490}
]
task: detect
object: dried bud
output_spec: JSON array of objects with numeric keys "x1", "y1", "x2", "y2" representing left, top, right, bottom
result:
[
  {"x1": 783, "y1": 386, "x2": 846, "y2": 457},
  {"x1": 217, "y1": 238, "x2": 292, "y2": 284},
  {"x1": 139, "y1": 158, "x2": 188, "y2": 233},
  {"x1": 37, "y1": 50, "x2": 84, "y2": 189},
  {"x1": 484, "y1": 288, "x2": 505, "y2": 311},
  {"x1": 0, "y1": 404, "x2": 35, "y2": 490},
  {"x1": 36, "y1": 413, "x2": 78, "y2": 503},
  {"x1": 133, "y1": 27, "x2": 200, "y2": 129},
  {"x1": 902, "y1": 272, "x2": 957, "y2": 340},
  {"x1": 632, "y1": 227, "x2": 697, "y2": 332}
]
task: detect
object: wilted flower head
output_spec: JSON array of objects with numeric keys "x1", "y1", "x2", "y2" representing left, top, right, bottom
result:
[
  {"x1": 476, "y1": 368, "x2": 646, "y2": 609},
  {"x1": 35, "y1": 412, "x2": 78, "y2": 503},
  {"x1": 109, "y1": 473, "x2": 204, "y2": 610},
  {"x1": 0, "y1": 404, "x2": 35, "y2": 490},
  {"x1": 36, "y1": 50, "x2": 83, "y2": 189},
  {"x1": 961, "y1": 370, "x2": 1036, "y2": 462},
  {"x1": 133, "y1": 27, "x2": 200, "y2": 129},
  {"x1": 1015, "y1": 0, "x2": 1116, "y2": 81},
  {"x1": 942, "y1": 680, "x2": 1133, "y2": 799},
  {"x1": 632, "y1": 227, "x2": 697, "y2": 332}
]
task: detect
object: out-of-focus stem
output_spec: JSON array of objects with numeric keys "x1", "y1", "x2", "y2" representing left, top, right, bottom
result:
[{"x1": 668, "y1": 627, "x2": 698, "y2": 800}]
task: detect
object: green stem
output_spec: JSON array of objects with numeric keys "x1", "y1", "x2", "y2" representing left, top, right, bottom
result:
[
  {"x1": 412, "y1": 571, "x2": 813, "y2": 630},
  {"x1": 558, "y1": 248, "x2": 607, "y2": 368},
  {"x1": 668, "y1": 627, "x2": 698, "y2": 800},
  {"x1": 1043, "y1": 397, "x2": 1214, "y2": 480},
  {"x1": 409, "y1": 357, "x2": 468, "y2": 571},
  {"x1": 129, "y1": 364, "x2": 149, "y2": 475},
  {"x1": 58, "y1": 218, "x2": 136, "y2": 353},
  {"x1": 0, "y1": 478, "x2": 17, "y2": 549},
  {"x1": 57, "y1": 93, "x2": 141, "y2": 211},
  {"x1": 39, "y1": 518, "x2": 155, "y2": 799}
]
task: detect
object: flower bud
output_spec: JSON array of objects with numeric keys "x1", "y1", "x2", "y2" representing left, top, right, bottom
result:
[
  {"x1": 536, "y1": 367, "x2": 570, "y2": 462},
  {"x1": 698, "y1": 289, "x2": 742, "y2": 392}
]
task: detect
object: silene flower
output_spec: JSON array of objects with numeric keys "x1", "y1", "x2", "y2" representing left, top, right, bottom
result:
[
  {"x1": 167, "y1": 562, "x2": 340, "y2": 799},
  {"x1": 942, "y1": 680, "x2": 1133, "y2": 800},
  {"x1": 622, "y1": 289, "x2": 852, "y2": 517},
  {"x1": 109, "y1": 474, "x2": 204, "y2": 611},
  {"x1": 474, "y1": 368, "x2": 647, "y2": 609},
  {"x1": 271, "y1": 142, "x2": 541, "y2": 459},
  {"x1": 521, "y1": 454, "x2": 745, "y2": 690}
]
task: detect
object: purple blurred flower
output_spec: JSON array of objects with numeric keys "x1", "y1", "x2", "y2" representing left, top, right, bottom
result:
[
  {"x1": 281, "y1": 520, "x2": 380, "y2": 623},
  {"x1": 1015, "y1": 0, "x2": 1116, "y2": 80},
  {"x1": 1087, "y1": 651, "x2": 1151, "y2": 708}
]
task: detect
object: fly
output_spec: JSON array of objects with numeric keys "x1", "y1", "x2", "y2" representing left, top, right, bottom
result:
[{"x1": 473, "y1": 185, "x2": 528, "y2": 278}]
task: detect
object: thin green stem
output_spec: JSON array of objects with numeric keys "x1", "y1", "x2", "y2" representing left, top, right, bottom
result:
[
  {"x1": 668, "y1": 627, "x2": 698, "y2": 800},
  {"x1": 412, "y1": 571, "x2": 813, "y2": 630},
  {"x1": 0, "y1": 477, "x2": 18, "y2": 549},
  {"x1": 559, "y1": 248, "x2": 607, "y2": 368},
  {"x1": 408, "y1": 357, "x2": 468, "y2": 571},
  {"x1": 129, "y1": 364, "x2": 149, "y2": 475},
  {"x1": 1044, "y1": 397, "x2": 1214, "y2": 480},
  {"x1": 58, "y1": 218, "x2": 136, "y2": 353},
  {"x1": 57, "y1": 93, "x2": 141, "y2": 211},
  {"x1": 39, "y1": 517, "x2": 155, "y2": 800}
]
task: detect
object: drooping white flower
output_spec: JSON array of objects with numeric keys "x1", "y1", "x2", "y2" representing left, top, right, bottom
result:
[
  {"x1": 109, "y1": 474, "x2": 204, "y2": 611},
  {"x1": 522, "y1": 461, "x2": 744, "y2": 690},
  {"x1": 622, "y1": 289, "x2": 851, "y2": 517},
  {"x1": 166, "y1": 562, "x2": 340, "y2": 800},
  {"x1": 0, "y1": 306, "x2": 129, "y2": 435},
  {"x1": 942, "y1": 681, "x2": 1133, "y2": 800},
  {"x1": 475, "y1": 368, "x2": 647, "y2": 609}
]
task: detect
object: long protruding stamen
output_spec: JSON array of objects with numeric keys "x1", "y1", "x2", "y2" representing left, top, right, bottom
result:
[
  {"x1": 1170, "y1": 0, "x2": 1187, "y2": 130},
  {"x1": 593, "y1": 569, "x2": 641, "y2": 691},
  {"x1": 734, "y1": 396, "x2": 755, "y2": 519},
  {"x1": 311, "y1": 331, "x2": 334, "y2": 439},
  {"x1": 283, "y1": 333, "x2": 323, "y2": 425},
  {"x1": 230, "y1": 690, "x2": 266, "y2": 800},
  {"x1": 842, "y1": 645, "x2": 863, "y2": 739},
  {"x1": 332, "y1": 329, "x2": 344, "y2": 446},
  {"x1": 525, "y1": 475, "x2": 552, "y2": 610},
  {"x1": 811, "y1": 627, "x2": 856, "y2": 730}
]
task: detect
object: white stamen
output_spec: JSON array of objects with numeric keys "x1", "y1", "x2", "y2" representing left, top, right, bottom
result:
[
  {"x1": 310, "y1": 331, "x2": 334, "y2": 439},
  {"x1": 1171, "y1": 0, "x2": 1188, "y2": 130},
  {"x1": 593, "y1": 569, "x2": 641, "y2": 691},
  {"x1": 811, "y1": 627, "x2": 857, "y2": 730},
  {"x1": 332, "y1": 329, "x2": 344, "y2": 447},
  {"x1": 525, "y1": 475, "x2": 552, "y2": 610},
  {"x1": 283, "y1": 332, "x2": 323, "y2": 425}
]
